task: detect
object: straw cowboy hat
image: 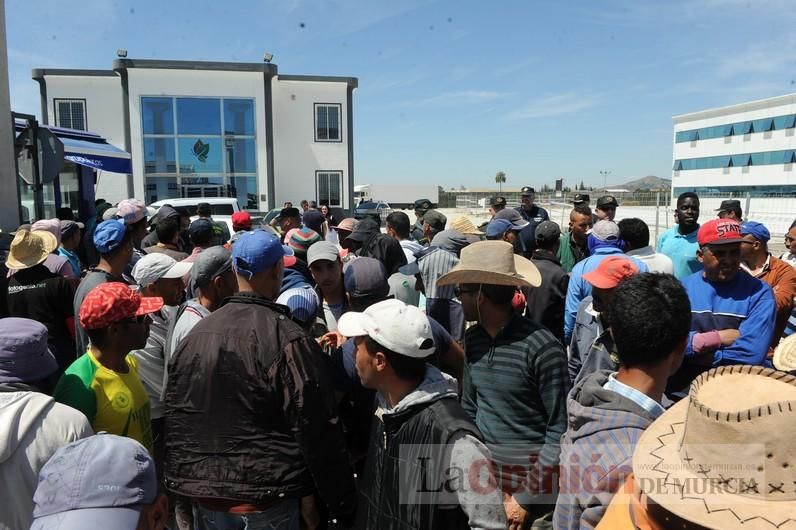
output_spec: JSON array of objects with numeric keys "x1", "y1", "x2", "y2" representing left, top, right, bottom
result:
[
  {"x1": 633, "y1": 365, "x2": 796, "y2": 529},
  {"x1": 437, "y1": 240, "x2": 541, "y2": 288},
  {"x1": 774, "y1": 333, "x2": 796, "y2": 373},
  {"x1": 6, "y1": 229, "x2": 57, "y2": 270},
  {"x1": 450, "y1": 216, "x2": 484, "y2": 236}
]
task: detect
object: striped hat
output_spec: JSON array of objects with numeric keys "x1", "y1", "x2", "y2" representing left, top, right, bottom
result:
[
  {"x1": 276, "y1": 287, "x2": 319, "y2": 326},
  {"x1": 285, "y1": 227, "x2": 321, "y2": 256}
]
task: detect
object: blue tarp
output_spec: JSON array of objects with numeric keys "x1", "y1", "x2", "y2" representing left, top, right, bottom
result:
[{"x1": 60, "y1": 137, "x2": 132, "y2": 174}]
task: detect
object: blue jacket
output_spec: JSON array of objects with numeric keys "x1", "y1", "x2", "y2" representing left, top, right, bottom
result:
[
  {"x1": 667, "y1": 270, "x2": 776, "y2": 398},
  {"x1": 564, "y1": 248, "x2": 648, "y2": 341}
]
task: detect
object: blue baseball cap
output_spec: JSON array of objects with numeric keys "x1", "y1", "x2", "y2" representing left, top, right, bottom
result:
[
  {"x1": 343, "y1": 257, "x2": 389, "y2": 299},
  {"x1": 93, "y1": 220, "x2": 127, "y2": 254},
  {"x1": 30, "y1": 434, "x2": 157, "y2": 530},
  {"x1": 485, "y1": 218, "x2": 521, "y2": 239},
  {"x1": 231, "y1": 229, "x2": 294, "y2": 280},
  {"x1": 276, "y1": 286, "x2": 319, "y2": 325},
  {"x1": 740, "y1": 221, "x2": 770, "y2": 242}
]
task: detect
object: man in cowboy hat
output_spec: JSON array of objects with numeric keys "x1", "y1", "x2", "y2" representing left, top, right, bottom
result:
[
  {"x1": 669, "y1": 218, "x2": 776, "y2": 401},
  {"x1": 554, "y1": 272, "x2": 691, "y2": 530},
  {"x1": 437, "y1": 240, "x2": 570, "y2": 528},
  {"x1": 598, "y1": 365, "x2": 796, "y2": 530}
]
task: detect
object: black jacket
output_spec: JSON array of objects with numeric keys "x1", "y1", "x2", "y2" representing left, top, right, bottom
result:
[
  {"x1": 164, "y1": 292, "x2": 356, "y2": 517},
  {"x1": 358, "y1": 232, "x2": 408, "y2": 276},
  {"x1": 526, "y1": 250, "x2": 569, "y2": 344}
]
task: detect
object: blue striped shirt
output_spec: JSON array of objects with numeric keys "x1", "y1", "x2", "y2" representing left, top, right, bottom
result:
[{"x1": 603, "y1": 373, "x2": 665, "y2": 419}]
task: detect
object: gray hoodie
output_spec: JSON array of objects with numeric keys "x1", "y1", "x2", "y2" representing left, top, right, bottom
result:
[
  {"x1": 552, "y1": 371, "x2": 658, "y2": 530},
  {"x1": 0, "y1": 387, "x2": 92, "y2": 530},
  {"x1": 375, "y1": 367, "x2": 507, "y2": 530}
]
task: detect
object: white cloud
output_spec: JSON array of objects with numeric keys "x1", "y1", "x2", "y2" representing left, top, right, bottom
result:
[
  {"x1": 505, "y1": 92, "x2": 597, "y2": 120},
  {"x1": 417, "y1": 90, "x2": 511, "y2": 106}
]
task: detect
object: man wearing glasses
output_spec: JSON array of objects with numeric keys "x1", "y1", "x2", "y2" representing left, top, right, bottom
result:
[{"x1": 55, "y1": 282, "x2": 164, "y2": 452}]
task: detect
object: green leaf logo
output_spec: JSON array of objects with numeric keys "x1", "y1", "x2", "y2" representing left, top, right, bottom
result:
[{"x1": 192, "y1": 139, "x2": 210, "y2": 163}]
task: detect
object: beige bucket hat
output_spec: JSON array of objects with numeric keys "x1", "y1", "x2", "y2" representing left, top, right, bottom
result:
[
  {"x1": 450, "y1": 216, "x2": 484, "y2": 236},
  {"x1": 6, "y1": 229, "x2": 57, "y2": 270},
  {"x1": 633, "y1": 365, "x2": 796, "y2": 529},
  {"x1": 436, "y1": 240, "x2": 541, "y2": 288},
  {"x1": 774, "y1": 333, "x2": 796, "y2": 372}
]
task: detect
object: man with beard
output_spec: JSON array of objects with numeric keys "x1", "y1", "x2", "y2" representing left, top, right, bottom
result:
[{"x1": 657, "y1": 192, "x2": 701, "y2": 279}]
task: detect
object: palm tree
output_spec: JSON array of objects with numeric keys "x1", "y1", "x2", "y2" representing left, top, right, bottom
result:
[{"x1": 495, "y1": 171, "x2": 506, "y2": 193}]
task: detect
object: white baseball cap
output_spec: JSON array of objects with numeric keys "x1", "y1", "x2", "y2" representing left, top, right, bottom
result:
[
  {"x1": 337, "y1": 299, "x2": 435, "y2": 358},
  {"x1": 132, "y1": 253, "x2": 193, "y2": 288}
]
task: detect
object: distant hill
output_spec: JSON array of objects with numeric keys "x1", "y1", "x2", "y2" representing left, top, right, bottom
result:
[{"x1": 612, "y1": 175, "x2": 671, "y2": 191}]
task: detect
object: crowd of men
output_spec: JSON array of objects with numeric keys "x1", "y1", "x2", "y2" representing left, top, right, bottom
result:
[{"x1": 0, "y1": 190, "x2": 795, "y2": 530}]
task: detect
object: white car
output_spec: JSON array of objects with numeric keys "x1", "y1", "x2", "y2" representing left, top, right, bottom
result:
[{"x1": 148, "y1": 197, "x2": 240, "y2": 239}]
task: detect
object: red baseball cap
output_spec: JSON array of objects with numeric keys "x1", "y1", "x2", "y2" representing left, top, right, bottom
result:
[
  {"x1": 697, "y1": 218, "x2": 742, "y2": 247},
  {"x1": 582, "y1": 256, "x2": 639, "y2": 289},
  {"x1": 79, "y1": 282, "x2": 164, "y2": 330},
  {"x1": 231, "y1": 211, "x2": 252, "y2": 232}
]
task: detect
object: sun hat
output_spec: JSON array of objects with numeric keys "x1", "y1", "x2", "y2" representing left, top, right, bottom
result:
[
  {"x1": 343, "y1": 257, "x2": 389, "y2": 299},
  {"x1": 422, "y1": 210, "x2": 447, "y2": 232},
  {"x1": 0, "y1": 318, "x2": 58, "y2": 384},
  {"x1": 116, "y1": 199, "x2": 147, "y2": 225},
  {"x1": 494, "y1": 208, "x2": 529, "y2": 229},
  {"x1": 31, "y1": 219, "x2": 61, "y2": 246},
  {"x1": 232, "y1": 229, "x2": 295, "y2": 280},
  {"x1": 191, "y1": 246, "x2": 233, "y2": 287},
  {"x1": 773, "y1": 333, "x2": 796, "y2": 372},
  {"x1": 6, "y1": 230, "x2": 57, "y2": 270},
  {"x1": 451, "y1": 216, "x2": 484, "y2": 236},
  {"x1": 588, "y1": 220, "x2": 621, "y2": 241},
  {"x1": 286, "y1": 227, "x2": 322, "y2": 256},
  {"x1": 30, "y1": 434, "x2": 157, "y2": 530},
  {"x1": 740, "y1": 221, "x2": 771, "y2": 242},
  {"x1": 331, "y1": 218, "x2": 357, "y2": 232},
  {"x1": 437, "y1": 240, "x2": 541, "y2": 288},
  {"x1": 633, "y1": 366, "x2": 796, "y2": 530},
  {"x1": 276, "y1": 287, "x2": 319, "y2": 326},
  {"x1": 697, "y1": 218, "x2": 743, "y2": 247},
  {"x1": 60, "y1": 220, "x2": 84, "y2": 240},
  {"x1": 582, "y1": 256, "x2": 639, "y2": 289},
  {"x1": 80, "y1": 282, "x2": 163, "y2": 330},
  {"x1": 338, "y1": 299, "x2": 435, "y2": 359},
  {"x1": 307, "y1": 241, "x2": 340, "y2": 267},
  {"x1": 131, "y1": 253, "x2": 193, "y2": 288},
  {"x1": 231, "y1": 211, "x2": 252, "y2": 232},
  {"x1": 93, "y1": 220, "x2": 127, "y2": 254}
]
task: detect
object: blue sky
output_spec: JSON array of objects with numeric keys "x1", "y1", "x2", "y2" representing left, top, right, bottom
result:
[{"x1": 8, "y1": 0, "x2": 796, "y2": 189}]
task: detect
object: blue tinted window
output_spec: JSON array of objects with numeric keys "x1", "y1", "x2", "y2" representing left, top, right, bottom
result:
[
  {"x1": 774, "y1": 115, "x2": 796, "y2": 129},
  {"x1": 177, "y1": 138, "x2": 223, "y2": 173},
  {"x1": 224, "y1": 138, "x2": 256, "y2": 173},
  {"x1": 142, "y1": 97, "x2": 174, "y2": 135},
  {"x1": 230, "y1": 176, "x2": 257, "y2": 209},
  {"x1": 144, "y1": 138, "x2": 176, "y2": 174},
  {"x1": 223, "y1": 99, "x2": 255, "y2": 135},
  {"x1": 177, "y1": 98, "x2": 221, "y2": 135}
]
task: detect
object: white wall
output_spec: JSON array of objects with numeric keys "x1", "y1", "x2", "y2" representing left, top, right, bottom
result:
[
  {"x1": 126, "y1": 68, "x2": 268, "y2": 209},
  {"x1": 42, "y1": 75, "x2": 127, "y2": 204},
  {"x1": 271, "y1": 77, "x2": 350, "y2": 209}
]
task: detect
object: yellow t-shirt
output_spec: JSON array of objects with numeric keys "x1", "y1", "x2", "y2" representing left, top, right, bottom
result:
[{"x1": 54, "y1": 347, "x2": 153, "y2": 453}]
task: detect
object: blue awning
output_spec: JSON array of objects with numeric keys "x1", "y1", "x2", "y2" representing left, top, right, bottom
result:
[{"x1": 60, "y1": 137, "x2": 132, "y2": 174}]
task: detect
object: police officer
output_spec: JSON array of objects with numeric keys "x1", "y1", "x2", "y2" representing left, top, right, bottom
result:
[
  {"x1": 515, "y1": 186, "x2": 550, "y2": 256},
  {"x1": 411, "y1": 199, "x2": 432, "y2": 242}
]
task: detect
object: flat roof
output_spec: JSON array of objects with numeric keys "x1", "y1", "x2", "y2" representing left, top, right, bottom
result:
[
  {"x1": 673, "y1": 93, "x2": 796, "y2": 123},
  {"x1": 32, "y1": 69, "x2": 116, "y2": 79}
]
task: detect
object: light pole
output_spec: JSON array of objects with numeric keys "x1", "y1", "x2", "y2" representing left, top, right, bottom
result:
[{"x1": 599, "y1": 170, "x2": 612, "y2": 191}]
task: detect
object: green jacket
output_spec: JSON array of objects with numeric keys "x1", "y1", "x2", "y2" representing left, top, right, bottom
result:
[{"x1": 556, "y1": 232, "x2": 588, "y2": 273}]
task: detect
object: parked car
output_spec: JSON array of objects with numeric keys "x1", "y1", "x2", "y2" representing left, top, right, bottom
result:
[{"x1": 354, "y1": 200, "x2": 392, "y2": 225}]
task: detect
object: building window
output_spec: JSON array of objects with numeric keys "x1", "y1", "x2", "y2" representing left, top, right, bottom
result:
[
  {"x1": 315, "y1": 103, "x2": 342, "y2": 142},
  {"x1": 316, "y1": 171, "x2": 343, "y2": 207},
  {"x1": 140, "y1": 96, "x2": 258, "y2": 209},
  {"x1": 54, "y1": 99, "x2": 87, "y2": 130},
  {"x1": 674, "y1": 149, "x2": 796, "y2": 171}
]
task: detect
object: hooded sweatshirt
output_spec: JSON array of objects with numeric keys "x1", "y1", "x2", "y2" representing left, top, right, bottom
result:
[
  {"x1": 552, "y1": 371, "x2": 659, "y2": 530},
  {"x1": 373, "y1": 367, "x2": 507, "y2": 530},
  {"x1": 0, "y1": 386, "x2": 92, "y2": 530}
]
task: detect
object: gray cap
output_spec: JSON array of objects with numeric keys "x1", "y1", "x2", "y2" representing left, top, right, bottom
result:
[
  {"x1": 307, "y1": 241, "x2": 340, "y2": 266},
  {"x1": 191, "y1": 246, "x2": 233, "y2": 287},
  {"x1": 589, "y1": 220, "x2": 621, "y2": 241},
  {"x1": 422, "y1": 209, "x2": 447, "y2": 232},
  {"x1": 494, "y1": 208, "x2": 530, "y2": 228},
  {"x1": 30, "y1": 434, "x2": 157, "y2": 530},
  {"x1": 534, "y1": 221, "x2": 561, "y2": 244},
  {"x1": 343, "y1": 257, "x2": 389, "y2": 299},
  {"x1": 430, "y1": 229, "x2": 469, "y2": 256}
]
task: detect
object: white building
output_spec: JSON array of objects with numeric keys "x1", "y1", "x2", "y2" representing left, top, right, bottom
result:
[
  {"x1": 33, "y1": 58, "x2": 357, "y2": 211},
  {"x1": 672, "y1": 93, "x2": 796, "y2": 198}
]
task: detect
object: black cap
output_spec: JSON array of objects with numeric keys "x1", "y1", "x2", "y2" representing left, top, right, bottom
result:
[
  {"x1": 716, "y1": 199, "x2": 742, "y2": 212},
  {"x1": 573, "y1": 193, "x2": 590, "y2": 205},
  {"x1": 302, "y1": 209, "x2": 325, "y2": 233},
  {"x1": 189, "y1": 218, "x2": 214, "y2": 240},
  {"x1": 596, "y1": 195, "x2": 618, "y2": 208},
  {"x1": 422, "y1": 210, "x2": 447, "y2": 231},
  {"x1": 413, "y1": 199, "x2": 433, "y2": 211},
  {"x1": 520, "y1": 186, "x2": 535, "y2": 195},
  {"x1": 534, "y1": 220, "x2": 561, "y2": 244},
  {"x1": 489, "y1": 196, "x2": 506, "y2": 207},
  {"x1": 276, "y1": 207, "x2": 301, "y2": 220}
]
